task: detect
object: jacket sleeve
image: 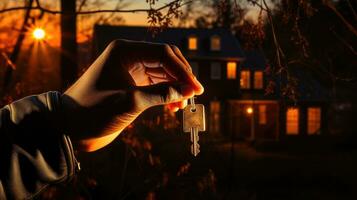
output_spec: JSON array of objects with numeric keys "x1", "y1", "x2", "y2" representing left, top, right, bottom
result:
[{"x1": 0, "y1": 91, "x2": 78, "y2": 200}]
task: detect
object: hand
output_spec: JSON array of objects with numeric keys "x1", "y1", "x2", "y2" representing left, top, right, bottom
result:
[{"x1": 62, "y1": 39, "x2": 204, "y2": 152}]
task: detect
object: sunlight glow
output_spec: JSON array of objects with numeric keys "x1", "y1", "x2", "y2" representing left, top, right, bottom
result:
[{"x1": 33, "y1": 28, "x2": 46, "y2": 40}]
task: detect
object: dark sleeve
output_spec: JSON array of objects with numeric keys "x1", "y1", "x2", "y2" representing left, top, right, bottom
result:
[{"x1": 0, "y1": 91, "x2": 79, "y2": 200}]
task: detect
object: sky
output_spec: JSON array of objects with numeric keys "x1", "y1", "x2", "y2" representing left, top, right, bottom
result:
[
  {"x1": 0, "y1": 0, "x2": 265, "y2": 48},
  {"x1": 120, "y1": 0, "x2": 264, "y2": 26}
]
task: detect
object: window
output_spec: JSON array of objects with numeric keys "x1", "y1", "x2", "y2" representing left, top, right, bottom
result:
[
  {"x1": 210, "y1": 35, "x2": 221, "y2": 51},
  {"x1": 190, "y1": 62, "x2": 199, "y2": 78},
  {"x1": 188, "y1": 36, "x2": 197, "y2": 50},
  {"x1": 308, "y1": 107, "x2": 321, "y2": 135},
  {"x1": 209, "y1": 101, "x2": 220, "y2": 133},
  {"x1": 254, "y1": 71, "x2": 264, "y2": 89},
  {"x1": 258, "y1": 105, "x2": 267, "y2": 125},
  {"x1": 286, "y1": 107, "x2": 299, "y2": 135},
  {"x1": 226, "y1": 62, "x2": 237, "y2": 79},
  {"x1": 240, "y1": 70, "x2": 250, "y2": 89},
  {"x1": 211, "y1": 62, "x2": 221, "y2": 80}
]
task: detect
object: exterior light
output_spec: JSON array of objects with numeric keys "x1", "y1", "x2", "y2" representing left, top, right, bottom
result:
[
  {"x1": 32, "y1": 28, "x2": 46, "y2": 40},
  {"x1": 246, "y1": 107, "x2": 253, "y2": 114}
]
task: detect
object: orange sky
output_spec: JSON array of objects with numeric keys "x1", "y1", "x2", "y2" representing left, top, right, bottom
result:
[{"x1": 0, "y1": 0, "x2": 265, "y2": 48}]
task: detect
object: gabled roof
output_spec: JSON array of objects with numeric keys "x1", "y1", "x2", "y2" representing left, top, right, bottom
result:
[{"x1": 93, "y1": 25, "x2": 245, "y2": 60}]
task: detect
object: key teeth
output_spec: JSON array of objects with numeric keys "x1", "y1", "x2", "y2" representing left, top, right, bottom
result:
[{"x1": 191, "y1": 144, "x2": 200, "y2": 157}]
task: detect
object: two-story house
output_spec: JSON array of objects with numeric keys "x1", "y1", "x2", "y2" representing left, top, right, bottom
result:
[
  {"x1": 92, "y1": 25, "x2": 245, "y2": 136},
  {"x1": 92, "y1": 25, "x2": 328, "y2": 141}
]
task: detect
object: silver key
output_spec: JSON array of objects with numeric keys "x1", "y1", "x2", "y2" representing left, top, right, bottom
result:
[{"x1": 183, "y1": 97, "x2": 206, "y2": 156}]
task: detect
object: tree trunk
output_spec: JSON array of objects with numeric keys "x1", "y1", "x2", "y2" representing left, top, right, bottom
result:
[
  {"x1": 60, "y1": 0, "x2": 78, "y2": 89},
  {"x1": 2, "y1": 0, "x2": 33, "y2": 91}
]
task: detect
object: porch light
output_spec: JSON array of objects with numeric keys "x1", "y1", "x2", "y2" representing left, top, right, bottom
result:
[{"x1": 246, "y1": 107, "x2": 253, "y2": 114}]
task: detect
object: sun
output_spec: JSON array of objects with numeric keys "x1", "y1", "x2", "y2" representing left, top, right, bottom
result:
[{"x1": 32, "y1": 28, "x2": 46, "y2": 40}]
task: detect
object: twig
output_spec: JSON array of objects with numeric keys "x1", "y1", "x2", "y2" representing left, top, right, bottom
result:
[
  {"x1": 346, "y1": 0, "x2": 357, "y2": 22},
  {"x1": 1, "y1": 52, "x2": 16, "y2": 70},
  {"x1": 331, "y1": 28, "x2": 357, "y2": 57}
]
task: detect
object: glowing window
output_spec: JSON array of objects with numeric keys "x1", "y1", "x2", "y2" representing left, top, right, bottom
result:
[
  {"x1": 190, "y1": 62, "x2": 199, "y2": 78},
  {"x1": 209, "y1": 101, "x2": 220, "y2": 133},
  {"x1": 258, "y1": 105, "x2": 267, "y2": 125},
  {"x1": 254, "y1": 71, "x2": 264, "y2": 89},
  {"x1": 286, "y1": 107, "x2": 299, "y2": 135},
  {"x1": 211, "y1": 62, "x2": 221, "y2": 80},
  {"x1": 188, "y1": 36, "x2": 197, "y2": 50},
  {"x1": 210, "y1": 35, "x2": 221, "y2": 51},
  {"x1": 240, "y1": 70, "x2": 250, "y2": 89},
  {"x1": 307, "y1": 107, "x2": 321, "y2": 135},
  {"x1": 226, "y1": 62, "x2": 237, "y2": 79}
]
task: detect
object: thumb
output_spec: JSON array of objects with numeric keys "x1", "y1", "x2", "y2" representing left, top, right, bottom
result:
[{"x1": 133, "y1": 82, "x2": 194, "y2": 110}]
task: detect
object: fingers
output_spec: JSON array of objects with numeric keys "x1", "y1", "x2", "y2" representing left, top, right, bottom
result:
[
  {"x1": 114, "y1": 39, "x2": 204, "y2": 96},
  {"x1": 170, "y1": 45, "x2": 191, "y2": 68},
  {"x1": 145, "y1": 68, "x2": 176, "y2": 80},
  {"x1": 133, "y1": 82, "x2": 194, "y2": 111},
  {"x1": 166, "y1": 100, "x2": 188, "y2": 112},
  {"x1": 161, "y1": 45, "x2": 204, "y2": 95}
]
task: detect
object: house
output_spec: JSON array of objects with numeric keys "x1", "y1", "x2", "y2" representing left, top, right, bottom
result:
[{"x1": 92, "y1": 25, "x2": 329, "y2": 141}]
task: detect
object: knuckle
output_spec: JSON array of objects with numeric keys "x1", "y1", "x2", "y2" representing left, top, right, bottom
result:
[
  {"x1": 108, "y1": 39, "x2": 126, "y2": 49},
  {"x1": 171, "y1": 45, "x2": 179, "y2": 51},
  {"x1": 163, "y1": 44, "x2": 175, "y2": 58},
  {"x1": 163, "y1": 43, "x2": 171, "y2": 52}
]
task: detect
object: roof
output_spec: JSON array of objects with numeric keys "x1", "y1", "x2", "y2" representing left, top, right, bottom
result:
[
  {"x1": 93, "y1": 25, "x2": 245, "y2": 60},
  {"x1": 241, "y1": 49, "x2": 267, "y2": 70}
]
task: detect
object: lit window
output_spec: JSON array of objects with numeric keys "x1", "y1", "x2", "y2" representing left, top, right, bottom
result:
[
  {"x1": 227, "y1": 62, "x2": 236, "y2": 79},
  {"x1": 259, "y1": 105, "x2": 267, "y2": 125},
  {"x1": 254, "y1": 71, "x2": 264, "y2": 89},
  {"x1": 209, "y1": 101, "x2": 220, "y2": 133},
  {"x1": 188, "y1": 36, "x2": 197, "y2": 50},
  {"x1": 240, "y1": 70, "x2": 250, "y2": 89},
  {"x1": 286, "y1": 107, "x2": 299, "y2": 135},
  {"x1": 210, "y1": 35, "x2": 221, "y2": 51},
  {"x1": 190, "y1": 62, "x2": 199, "y2": 78},
  {"x1": 307, "y1": 107, "x2": 321, "y2": 135},
  {"x1": 210, "y1": 62, "x2": 221, "y2": 80}
]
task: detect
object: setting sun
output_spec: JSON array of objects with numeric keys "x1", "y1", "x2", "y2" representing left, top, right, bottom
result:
[{"x1": 32, "y1": 28, "x2": 46, "y2": 40}]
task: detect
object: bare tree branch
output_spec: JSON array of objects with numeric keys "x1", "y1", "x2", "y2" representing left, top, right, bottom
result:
[
  {"x1": 330, "y1": 28, "x2": 357, "y2": 57},
  {"x1": 323, "y1": 0, "x2": 357, "y2": 37},
  {"x1": 0, "y1": 0, "x2": 186, "y2": 15}
]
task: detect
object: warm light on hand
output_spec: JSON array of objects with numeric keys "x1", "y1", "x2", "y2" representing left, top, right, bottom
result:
[{"x1": 32, "y1": 28, "x2": 46, "y2": 40}]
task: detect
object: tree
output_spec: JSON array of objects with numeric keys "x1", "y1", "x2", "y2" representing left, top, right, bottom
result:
[
  {"x1": 60, "y1": 0, "x2": 77, "y2": 89},
  {"x1": 0, "y1": 0, "x2": 187, "y2": 100}
]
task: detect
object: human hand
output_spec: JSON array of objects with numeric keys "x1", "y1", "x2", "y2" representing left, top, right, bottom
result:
[{"x1": 62, "y1": 39, "x2": 204, "y2": 151}]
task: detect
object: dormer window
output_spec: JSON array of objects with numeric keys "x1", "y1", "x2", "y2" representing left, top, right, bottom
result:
[
  {"x1": 188, "y1": 36, "x2": 198, "y2": 50},
  {"x1": 210, "y1": 35, "x2": 221, "y2": 51}
]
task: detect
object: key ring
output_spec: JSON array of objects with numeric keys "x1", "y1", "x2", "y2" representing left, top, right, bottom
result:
[{"x1": 190, "y1": 97, "x2": 196, "y2": 111}]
